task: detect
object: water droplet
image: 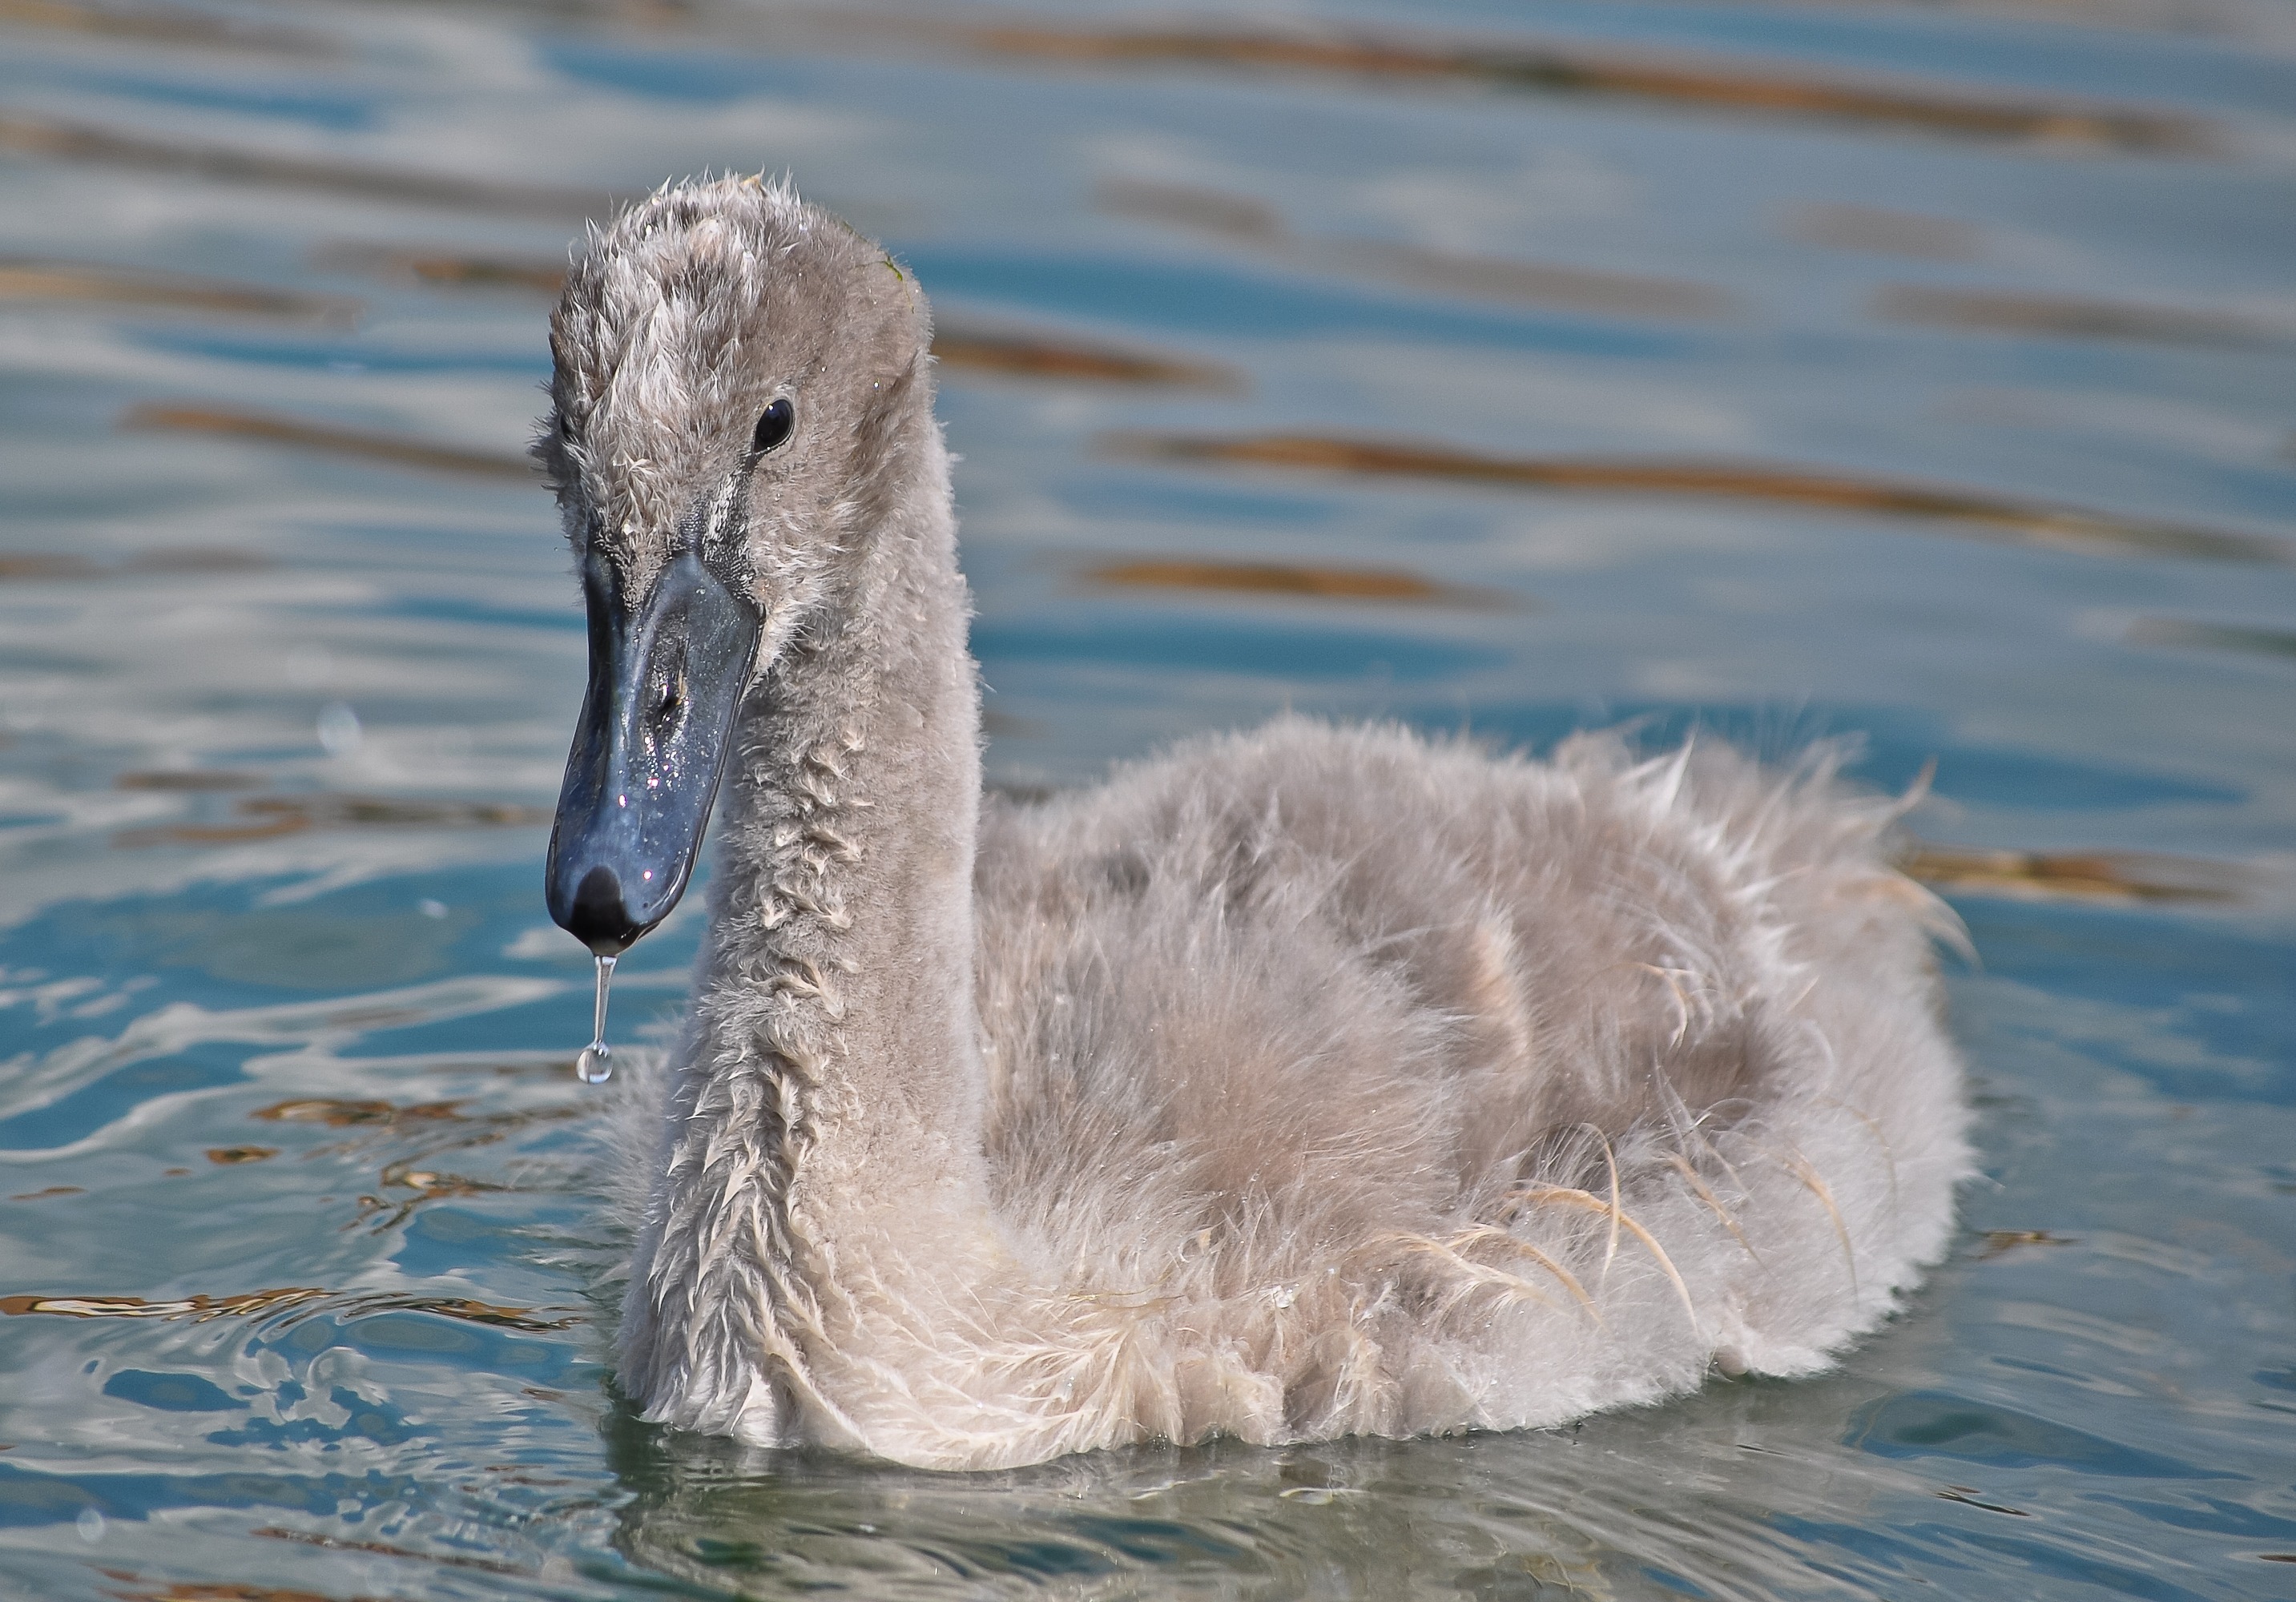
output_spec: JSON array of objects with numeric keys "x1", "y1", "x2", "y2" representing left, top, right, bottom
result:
[
  {"x1": 576, "y1": 952, "x2": 617, "y2": 1085},
  {"x1": 316, "y1": 699, "x2": 362, "y2": 755}
]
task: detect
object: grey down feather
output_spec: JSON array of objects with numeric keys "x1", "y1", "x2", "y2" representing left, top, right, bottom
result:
[{"x1": 542, "y1": 175, "x2": 1971, "y2": 1472}]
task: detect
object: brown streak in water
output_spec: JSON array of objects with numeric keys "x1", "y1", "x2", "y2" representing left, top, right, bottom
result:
[
  {"x1": 379, "y1": 1161, "x2": 506, "y2": 1195},
  {"x1": 115, "y1": 793, "x2": 550, "y2": 848},
  {"x1": 1785, "y1": 203, "x2": 1982, "y2": 260},
  {"x1": 250, "y1": 1528, "x2": 530, "y2": 1576},
  {"x1": 0, "y1": 553, "x2": 103, "y2": 579},
  {"x1": 0, "y1": 548, "x2": 269, "y2": 583},
  {"x1": 1793, "y1": 0, "x2": 2264, "y2": 26},
  {"x1": 1107, "y1": 433, "x2": 2295, "y2": 565},
  {"x1": 1099, "y1": 177, "x2": 1732, "y2": 320},
  {"x1": 0, "y1": 259, "x2": 355, "y2": 322},
  {"x1": 1903, "y1": 844, "x2": 2243, "y2": 904},
  {"x1": 1331, "y1": 237, "x2": 1734, "y2": 319},
  {"x1": 1098, "y1": 178, "x2": 1283, "y2": 241},
  {"x1": 115, "y1": 771, "x2": 263, "y2": 791},
  {"x1": 966, "y1": 25, "x2": 2211, "y2": 153},
  {"x1": 311, "y1": 242, "x2": 570, "y2": 295},
  {"x1": 356, "y1": 1295, "x2": 577, "y2": 1331},
  {"x1": 107, "y1": 1584, "x2": 382, "y2": 1602},
  {"x1": 1978, "y1": 1229, "x2": 2078, "y2": 1258},
  {"x1": 0, "y1": 111, "x2": 614, "y2": 217},
  {"x1": 0, "y1": 1287, "x2": 328, "y2": 1321},
  {"x1": 0, "y1": 1286, "x2": 574, "y2": 1330},
  {"x1": 205, "y1": 1146, "x2": 277, "y2": 1165},
  {"x1": 248, "y1": 1099, "x2": 581, "y2": 1154},
  {"x1": 120, "y1": 403, "x2": 534, "y2": 479},
  {"x1": 1875, "y1": 284, "x2": 2291, "y2": 348},
  {"x1": 252, "y1": 1098, "x2": 465, "y2": 1128},
  {"x1": 129, "y1": 547, "x2": 271, "y2": 574},
  {"x1": 239, "y1": 795, "x2": 552, "y2": 828},
  {"x1": 10, "y1": 1185, "x2": 83, "y2": 1200},
  {"x1": 1084, "y1": 557, "x2": 1514, "y2": 608},
  {"x1": 2127, "y1": 617, "x2": 2296, "y2": 661},
  {"x1": 0, "y1": 0, "x2": 332, "y2": 54},
  {"x1": 933, "y1": 324, "x2": 1241, "y2": 388},
  {"x1": 112, "y1": 816, "x2": 311, "y2": 848}
]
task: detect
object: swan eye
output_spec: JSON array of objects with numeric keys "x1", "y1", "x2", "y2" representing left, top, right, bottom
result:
[{"x1": 751, "y1": 397, "x2": 795, "y2": 456}]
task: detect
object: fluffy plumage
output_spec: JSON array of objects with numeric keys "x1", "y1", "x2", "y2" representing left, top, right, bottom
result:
[{"x1": 554, "y1": 177, "x2": 1969, "y2": 1472}]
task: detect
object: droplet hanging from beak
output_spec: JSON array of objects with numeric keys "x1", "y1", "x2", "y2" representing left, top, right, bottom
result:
[{"x1": 576, "y1": 952, "x2": 617, "y2": 1084}]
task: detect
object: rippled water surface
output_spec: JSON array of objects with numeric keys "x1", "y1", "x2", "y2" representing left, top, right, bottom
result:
[{"x1": 2, "y1": 0, "x2": 2293, "y2": 1596}]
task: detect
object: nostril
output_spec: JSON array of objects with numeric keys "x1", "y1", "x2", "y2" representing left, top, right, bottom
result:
[{"x1": 564, "y1": 863, "x2": 638, "y2": 955}]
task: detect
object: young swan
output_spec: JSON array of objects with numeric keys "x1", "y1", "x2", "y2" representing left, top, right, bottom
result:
[{"x1": 538, "y1": 176, "x2": 1969, "y2": 1473}]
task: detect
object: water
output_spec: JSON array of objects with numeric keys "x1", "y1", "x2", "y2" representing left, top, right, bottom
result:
[{"x1": 0, "y1": 0, "x2": 2291, "y2": 1596}]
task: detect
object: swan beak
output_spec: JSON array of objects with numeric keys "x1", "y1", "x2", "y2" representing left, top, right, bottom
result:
[{"x1": 546, "y1": 548, "x2": 763, "y2": 956}]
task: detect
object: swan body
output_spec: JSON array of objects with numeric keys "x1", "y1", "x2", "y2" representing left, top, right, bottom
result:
[{"x1": 539, "y1": 177, "x2": 1969, "y2": 1472}]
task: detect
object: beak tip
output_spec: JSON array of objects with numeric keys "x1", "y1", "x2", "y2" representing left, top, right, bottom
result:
[{"x1": 555, "y1": 862, "x2": 642, "y2": 956}]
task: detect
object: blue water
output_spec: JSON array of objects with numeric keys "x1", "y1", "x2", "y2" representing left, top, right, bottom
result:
[{"x1": 1, "y1": 1, "x2": 2292, "y2": 1597}]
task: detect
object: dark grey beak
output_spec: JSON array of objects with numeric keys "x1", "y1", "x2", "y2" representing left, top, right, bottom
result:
[{"x1": 546, "y1": 548, "x2": 762, "y2": 955}]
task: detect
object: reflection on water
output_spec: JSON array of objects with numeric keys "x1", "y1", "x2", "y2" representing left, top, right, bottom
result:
[
  {"x1": 1098, "y1": 175, "x2": 1738, "y2": 320},
  {"x1": 1081, "y1": 557, "x2": 1516, "y2": 608},
  {"x1": 0, "y1": 0, "x2": 2291, "y2": 1596},
  {"x1": 0, "y1": 256, "x2": 355, "y2": 322},
  {"x1": 0, "y1": 107, "x2": 613, "y2": 215},
  {"x1": 1897, "y1": 842, "x2": 2255, "y2": 904},
  {"x1": 1, "y1": 1286, "x2": 574, "y2": 1331},
  {"x1": 955, "y1": 18, "x2": 2216, "y2": 153},
  {"x1": 1874, "y1": 284, "x2": 2296, "y2": 351},
  {"x1": 0, "y1": 0, "x2": 330, "y2": 57},
  {"x1": 1107, "y1": 430, "x2": 2296, "y2": 564},
  {"x1": 112, "y1": 791, "x2": 551, "y2": 850},
  {"x1": 119, "y1": 402, "x2": 536, "y2": 479}
]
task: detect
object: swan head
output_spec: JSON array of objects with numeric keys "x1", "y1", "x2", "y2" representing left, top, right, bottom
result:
[{"x1": 536, "y1": 175, "x2": 931, "y2": 955}]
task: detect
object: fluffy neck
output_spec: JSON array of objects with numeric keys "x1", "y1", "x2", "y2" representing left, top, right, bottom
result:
[{"x1": 617, "y1": 425, "x2": 1010, "y2": 1451}]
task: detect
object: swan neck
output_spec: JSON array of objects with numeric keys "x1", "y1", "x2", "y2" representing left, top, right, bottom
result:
[
  {"x1": 711, "y1": 420, "x2": 985, "y2": 1185},
  {"x1": 619, "y1": 422, "x2": 1002, "y2": 1447}
]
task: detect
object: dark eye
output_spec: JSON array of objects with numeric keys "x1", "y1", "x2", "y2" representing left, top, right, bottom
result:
[{"x1": 751, "y1": 397, "x2": 795, "y2": 456}]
